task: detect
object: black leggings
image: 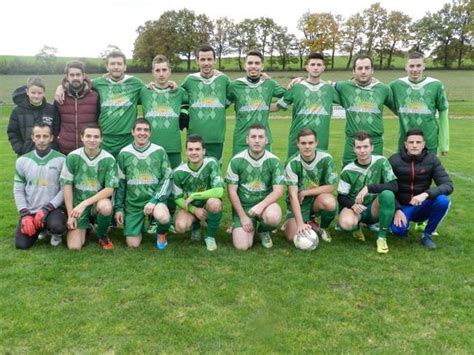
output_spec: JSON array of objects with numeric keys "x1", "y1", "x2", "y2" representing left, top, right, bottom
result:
[{"x1": 15, "y1": 209, "x2": 67, "y2": 250}]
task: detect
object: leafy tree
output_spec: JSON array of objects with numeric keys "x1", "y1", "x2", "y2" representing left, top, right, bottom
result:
[
  {"x1": 341, "y1": 13, "x2": 364, "y2": 69},
  {"x1": 385, "y1": 11, "x2": 411, "y2": 68},
  {"x1": 431, "y1": 3, "x2": 459, "y2": 68},
  {"x1": 211, "y1": 17, "x2": 235, "y2": 70},
  {"x1": 362, "y1": 3, "x2": 388, "y2": 57},
  {"x1": 272, "y1": 26, "x2": 297, "y2": 70},
  {"x1": 36, "y1": 45, "x2": 57, "y2": 61},
  {"x1": 255, "y1": 17, "x2": 277, "y2": 57},
  {"x1": 298, "y1": 12, "x2": 337, "y2": 53},
  {"x1": 328, "y1": 14, "x2": 343, "y2": 69},
  {"x1": 100, "y1": 44, "x2": 122, "y2": 58},
  {"x1": 230, "y1": 19, "x2": 258, "y2": 70},
  {"x1": 452, "y1": 0, "x2": 473, "y2": 68}
]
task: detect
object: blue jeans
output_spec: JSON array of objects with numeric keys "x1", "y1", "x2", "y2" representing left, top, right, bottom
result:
[{"x1": 391, "y1": 195, "x2": 451, "y2": 236}]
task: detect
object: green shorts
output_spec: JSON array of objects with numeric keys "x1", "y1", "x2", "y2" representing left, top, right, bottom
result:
[
  {"x1": 167, "y1": 152, "x2": 182, "y2": 169},
  {"x1": 231, "y1": 206, "x2": 260, "y2": 229},
  {"x1": 76, "y1": 205, "x2": 97, "y2": 230},
  {"x1": 339, "y1": 201, "x2": 378, "y2": 225},
  {"x1": 286, "y1": 198, "x2": 316, "y2": 221},
  {"x1": 205, "y1": 143, "x2": 224, "y2": 162},
  {"x1": 343, "y1": 135, "x2": 383, "y2": 167},
  {"x1": 124, "y1": 210, "x2": 148, "y2": 237}
]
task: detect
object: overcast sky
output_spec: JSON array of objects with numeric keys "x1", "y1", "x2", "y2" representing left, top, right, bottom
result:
[{"x1": 1, "y1": 0, "x2": 450, "y2": 58}]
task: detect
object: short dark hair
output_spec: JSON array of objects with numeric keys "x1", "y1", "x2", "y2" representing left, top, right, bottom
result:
[
  {"x1": 352, "y1": 54, "x2": 373, "y2": 70},
  {"x1": 152, "y1": 55, "x2": 170, "y2": 68},
  {"x1": 405, "y1": 128, "x2": 425, "y2": 140},
  {"x1": 81, "y1": 123, "x2": 101, "y2": 137},
  {"x1": 353, "y1": 131, "x2": 372, "y2": 144},
  {"x1": 27, "y1": 76, "x2": 46, "y2": 90},
  {"x1": 106, "y1": 50, "x2": 127, "y2": 65},
  {"x1": 65, "y1": 61, "x2": 85, "y2": 75},
  {"x1": 186, "y1": 134, "x2": 205, "y2": 148},
  {"x1": 132, "y1": 118, "x2": 151, "y2": 131},
  {"x1": 306, "y1": 52, "x2": 324, "y2": 64},
  {"x1": 297, "y1": 128, "x2": 317, "y2": 142},
  {"x1": 32, "y1": 122, "x2": 52, "y2": 135},
  {"x1": 246, "y1": 50, "x2": 264, "y2": 62},
  {"x1": 248, "y1": 123, "x2": 266, "y2": 135},
  {"x1": 407, "y1": 51, "x2": 424, "y2": 60},
  {"x1": 197, "y1": 44, "x2": 216, "y2": 59}
]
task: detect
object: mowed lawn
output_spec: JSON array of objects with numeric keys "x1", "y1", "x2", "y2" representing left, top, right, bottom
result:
[{"x1": 0, "y1": 104, "x2": 473, "y2": 352}]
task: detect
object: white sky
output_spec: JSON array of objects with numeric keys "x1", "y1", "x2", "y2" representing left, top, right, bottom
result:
[{"x1": 1, "y1": 0, "x2": 450, "y2": 58}]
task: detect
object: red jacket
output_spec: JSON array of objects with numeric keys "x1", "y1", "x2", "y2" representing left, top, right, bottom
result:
[{"x1": 56, "y1": 78, "x2": 99, "y2": 154}]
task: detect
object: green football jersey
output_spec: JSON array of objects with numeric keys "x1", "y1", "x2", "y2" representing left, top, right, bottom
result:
[
  {"x1": 225, "y1": 150, "x2": 285, "y2": 207},
  {"x1": 337, "y1": 155, "x2": 396, "y2": 206},
  {"x1": 285, "y1": 150, "x2": 337, "y2": 204},
  {"x1": 389, "y1": 76, "x2": 449, "y2": 151},
  {"x1": 181, "y1": 73, "x2": 230, "y2": 143},
  {"x1": 115, "y1": 143, "x2": 172, "y2": 211},
  {"x1": 335, "y1": 80, "x2": 394, "y2": 138},
  {"x1": 227, "y1": 77, "x2": 286, "y2": 148},
  {"x1": 93, "y1": 75, "x2": 144, "y2": 154},
  {"x1": 60, "y1": 148, "x2": 118, "y2": 206},
  {"x1": 278, "y1": 81, "x2": 340, "y2": 153},
  {"x1": 172, "y1": 157, "x2": 224, "y2": 200},
  {"x1": 140, "y1": 86, "x2": 187, "y2": 153}
]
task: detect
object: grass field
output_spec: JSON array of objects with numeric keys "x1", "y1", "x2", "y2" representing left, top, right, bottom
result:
[{"x1": 0, "y1": 103, "x2": 473, "y2": 352}]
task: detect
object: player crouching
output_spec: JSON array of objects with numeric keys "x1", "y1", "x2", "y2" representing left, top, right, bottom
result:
[
  {"x1": 173, "y1": 135, "x2": 224, "y2": 251},
  {"x1": 115, "y1": 118, "x2": 172, "y2": 249},
  {"x1": 284, "y1": 129, "x2": 338, "y2": 244}
]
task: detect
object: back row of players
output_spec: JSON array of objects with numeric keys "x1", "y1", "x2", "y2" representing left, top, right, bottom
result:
[{"x1": 9, "y1": 46, "x2": 453, "y2": 253}]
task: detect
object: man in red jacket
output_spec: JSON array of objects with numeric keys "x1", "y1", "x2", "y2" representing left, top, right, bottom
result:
[{"x1": 55, "y1": 61, "x2": 99, "y2": 155}]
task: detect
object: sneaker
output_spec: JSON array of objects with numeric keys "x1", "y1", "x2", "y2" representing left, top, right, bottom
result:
[
  {"x1": 259, "y1": 232, "x2": 273, "y2": 249},
  {"x1": 156, "y1": 233, "x2": 168, "y2": 250},
  {"x1": 414, "y1": 222, "x2": 439, "y2": 236},
  {"x1": 376, "y1": 238, "x2": 389, "y2": 254},
  {"x1": 50, "y1": 234, "x2": 62, "y2": 247},
  {"x1": 319, "y1": 228, "x2": 332, "y2": 242},
  {"x1": 204, "y1": 237, "x2": 217, "y2": 251},
  {"x1": 352, "y1": 228, "x2": 366, "y2": 242},
  {"x1": 38, "y1": 231, "x2": 47, "y2": 241},
  {"x1": 147, "y1": 222, "x2": 157, "y2": 234},
  {"x1": 191, "y1": 228, "x2": 201, "y2": 241},
  {"x1": 368, "y1": 223, "x2": 380, "y2": 233},
  {"x1": 98, "y1": 236, "x2": 114, "y2": 250},
  {"x1": 421, "y1": 235, "x2": 436, "y2": 249}
]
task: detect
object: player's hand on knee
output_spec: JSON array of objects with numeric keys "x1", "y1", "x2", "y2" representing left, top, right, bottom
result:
[
  {"x1": 194, "y1": 208, "x2": 207, "y2": 221},
  {"x1": 67, "y1": 217, "x2": 77, "y2": 230},
  {"x1": 144, "y1": 202, "x2": 156, "y2": 215},
  {"x1": 393, "y1": 210, "x2": 407, "y2": 228},
  {"x1": 21, "y1": 215, "x2": 36, "y2": 237},
  {"x1": 240, "y1": 216, "x2": 254, "y2": 233}
]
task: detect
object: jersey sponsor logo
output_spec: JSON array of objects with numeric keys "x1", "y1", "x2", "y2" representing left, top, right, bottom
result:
[
  {"x1": 145, "y1": 105, "x2": 178, "y2": 118},
  {"x1": 297, "y1": 104, "x2": 329, "y2": 116},
  {"x1": 28, "y1": 177, "x2": 50, "y2": 187},
  {"x1": 102, "y1": 95, "x2": 133, "y2": 108},
  {"x1": 190, "y1": 97, "x2": 224, "y2": 109},
  {"x1": 242, "y1": 180, "x2": 267, "y2": 192},
  {"x1": 76, "y1": 180, "x2": 100, "y2": 192},
  {"x1": 347, "y1": 102, "x2": 380, "y2": 114},
  {"x1": 240, "y1": 100, "x2": 269, "y2": 112},
  {"x1": 399, "y1": 102, "x2": 432, "y2": 115},
  {"x1": 128, "y1": 174, "x2": 159, "y2": 185}
]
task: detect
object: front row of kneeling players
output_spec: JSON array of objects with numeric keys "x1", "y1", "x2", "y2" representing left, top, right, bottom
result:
[{"x1": 14, "y1": 121, "x2": 453, "y2": 253}]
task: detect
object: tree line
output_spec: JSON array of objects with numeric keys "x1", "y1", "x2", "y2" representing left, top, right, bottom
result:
[{"x1": 134, "y1": 0, "x2": 472, "y2": 70}]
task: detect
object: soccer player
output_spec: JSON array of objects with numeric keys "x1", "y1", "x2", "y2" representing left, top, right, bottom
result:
[
  {"x1": 284, "y1": 129, "x2": 338, "y2": 243},
  {"x1": 226, "y1": 124, "x2": 285, "y2": 250},
  {"x1": 390, "y1": 52, "x2": 449, "y2": 156},
  {"x1": 337, "y1": 131, "x2": 398, "y2": 254},
  {"x1": 56, "y1": 51, "x2": 144, "y2": 157},
  {"x1": 140, "y1": 55, "x2": 188, "y2": 169},
  {"x1": 60, "y1": 124, "x2": 118, "y2": 250},
  {"x1": 273, "y1": 52, "x2": 340, "y2": 158},
  {"x1": 335, "y1": 54, "x2": 395, "y2": 166},
  {"x1": 55, "y1": 61, "x2": 99, "y2": 155},
  {"x1": 13, "y1": 123, "x2": 67, "y2": 249},
  {"x1": 389, "y1": 128, "x2": 453, "y2": 249},
  {"x1": 227, "y1": 50, "x2": 286, "y2": 155},
  {"x1": 181, "y1": 44, "x2": 230, "y2": 162},
  {"x1": 172, "y1": 135, "x2": 224, "y2": 251},
  {"x1": 115, "y1": 118, "x2": 172, "y2": 249},
  {"x1": 8, "y1": 76, "x2": 59, "y2": 156}
]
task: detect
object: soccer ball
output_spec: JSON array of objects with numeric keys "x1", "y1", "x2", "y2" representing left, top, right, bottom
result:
[{"x1": 293, "y1": 229, "x2": 319, "y2": 251}]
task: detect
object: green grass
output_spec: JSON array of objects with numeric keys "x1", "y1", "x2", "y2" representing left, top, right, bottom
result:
[
  {"x1": 0, "y1": 109, "x2": 473, "y2": 352},
  {"x1": 1, "y1": 70, "x2": 473, "y2": 117}
]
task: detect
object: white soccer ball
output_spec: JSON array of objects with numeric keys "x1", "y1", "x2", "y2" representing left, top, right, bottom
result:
[{"x1": 293, "y1": 229, "x2": 319, "y2": 251}]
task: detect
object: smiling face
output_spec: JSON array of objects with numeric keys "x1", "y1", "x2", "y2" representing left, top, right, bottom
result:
[
  {"x1": 197, "y1": 50, "x2": 215, "y2": 77},
  {"x1": 132, "y1": 123, "x2": 151, "y2": 147},
  {"x1": 406, "y1": 58, "x2": 425, "y2": 82},
  {"x1": 81, "y1": 128, "x2": 102, "y2": 152},
  {"x1": 106, "y1": 56, "x2": 127, "y2": 81},
  {"x1": 186, "y1": 141, "x2": 205, "y2": 165},
  {"x1": 245, "y1": 55, "x2": 263, "y2": 79},
  {"x1": 26, "y1": 85, "x2": 45, "y2": 105}
]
